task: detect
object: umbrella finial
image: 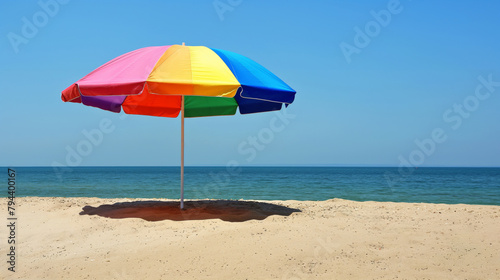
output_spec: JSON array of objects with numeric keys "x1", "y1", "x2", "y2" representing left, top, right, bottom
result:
[{"x1": 182, "y1": 42, "x2": 185, "y2": 46}]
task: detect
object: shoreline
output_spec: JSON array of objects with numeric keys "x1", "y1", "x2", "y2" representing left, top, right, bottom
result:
[
  {"x1": 6, "y1": 196, "x2": 500, "y2": 207},
  {"x1": 1, "y1": 197, "x2": 499, "y2": 279}
]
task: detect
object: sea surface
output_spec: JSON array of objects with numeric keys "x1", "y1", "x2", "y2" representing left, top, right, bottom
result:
[{"x1": 3, "y1": 167, "x2": 500, "y2": 205}]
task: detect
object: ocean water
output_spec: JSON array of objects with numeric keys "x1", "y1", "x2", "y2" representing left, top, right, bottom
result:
[{"x1": 3, "y1": 167, "x2": 500, "y2": 205}]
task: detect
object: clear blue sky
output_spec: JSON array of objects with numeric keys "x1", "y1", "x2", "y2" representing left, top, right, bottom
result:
[{"x1": 1, "y1": 0, "x2": 499, "y2": 167}]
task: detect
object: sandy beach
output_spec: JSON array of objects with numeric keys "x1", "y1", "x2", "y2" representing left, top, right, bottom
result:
[{"x1": 1, "y1": 197, "x2": 499, "y2": 279}]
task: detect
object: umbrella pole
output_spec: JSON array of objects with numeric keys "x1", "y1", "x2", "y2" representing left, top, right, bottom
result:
[{"x1": 180, "y1": 95, "x2": 185, "y2": 210}]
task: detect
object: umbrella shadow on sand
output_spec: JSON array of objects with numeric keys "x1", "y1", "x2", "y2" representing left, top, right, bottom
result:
[{"x1": 79, "y1": 200, "x2": 301, "y2": 222}]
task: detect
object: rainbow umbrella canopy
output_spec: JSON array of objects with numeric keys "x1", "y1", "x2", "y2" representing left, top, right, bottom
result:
[{"x1": 61, "y1": 44, "x2": 296, "y2": 208}]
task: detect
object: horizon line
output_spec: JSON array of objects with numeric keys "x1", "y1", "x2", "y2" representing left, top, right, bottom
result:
[{"x1": 2, "y1": 165, "x2": 500, "y2": 168}]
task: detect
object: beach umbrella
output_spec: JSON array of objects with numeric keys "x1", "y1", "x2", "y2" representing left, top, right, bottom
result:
[{"x1": 61, "y1": 44, "x2": 296, "y2": 209}]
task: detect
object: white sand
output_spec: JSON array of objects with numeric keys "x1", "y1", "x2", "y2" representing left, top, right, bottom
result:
[{"x1": 1, "y1": 197, "x2": 499, "y2": 279}]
